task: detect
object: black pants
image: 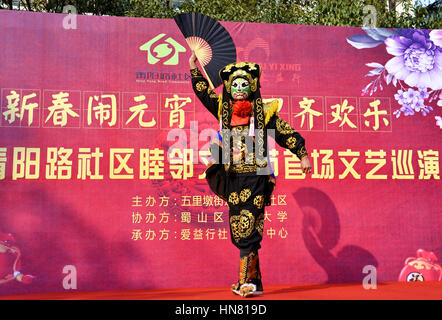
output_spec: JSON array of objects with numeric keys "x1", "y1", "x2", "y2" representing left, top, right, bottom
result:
[
  {"x1": 226, "y1": 172, "x2": 267, "y2": 253},
  {"x1": 226, "y1": 172, "x2": 270, "y2": 289}
]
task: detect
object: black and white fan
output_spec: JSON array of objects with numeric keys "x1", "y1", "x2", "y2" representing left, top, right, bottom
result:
[{"x1": 174, "y1": 12, "x2": 237, "y2": 89}]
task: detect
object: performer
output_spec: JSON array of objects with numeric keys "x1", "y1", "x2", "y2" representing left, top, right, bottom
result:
[{"x1": 189, "y1": 51, "x2": 311, "y2": 297}]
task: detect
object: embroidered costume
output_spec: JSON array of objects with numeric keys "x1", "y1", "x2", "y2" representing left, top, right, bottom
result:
[{"x1": 191, "y1": 62, "x2": 308, "y2": 297}]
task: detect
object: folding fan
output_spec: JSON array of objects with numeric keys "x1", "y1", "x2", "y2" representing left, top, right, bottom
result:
[{"x1": 174, "y1": 12, "x2": 237, "y2": 89}]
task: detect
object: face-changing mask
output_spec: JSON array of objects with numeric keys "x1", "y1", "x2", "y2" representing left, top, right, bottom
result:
[{"x1": 231, "y1": 77, "x2": 251, "y2": 100}]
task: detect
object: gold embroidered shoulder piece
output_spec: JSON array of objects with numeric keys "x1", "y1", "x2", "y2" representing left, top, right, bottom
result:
[{"x1": 263, "y1": 99, "x2": 279, "y2": 125}]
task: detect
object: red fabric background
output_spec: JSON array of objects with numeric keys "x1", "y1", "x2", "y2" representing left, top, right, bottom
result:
[{"x1": 0, "y1": 10, "x2": 440, "y2": 295}]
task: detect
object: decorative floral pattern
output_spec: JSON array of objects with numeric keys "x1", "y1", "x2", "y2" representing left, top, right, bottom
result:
[
  {"x1": 253, "y1": 195, "x2": 264, "y2": 209},
  {"x1": 239, "y1": 189, "x2": 251, "y2": 202},
  {"x1": 286, "y1": 136, "x2": 297, "y2": 149},
  {"x1": 347, "y1": 28, "x2": 442, "y2": 128},
  {"x1": 255, "y1": 213, "x2": 264, "y2": 236},
  {"x1": 230, "y1": 209, "x2": 255, "y2": 242},
  {"x1": 195, "y1": 81, "x2": 208, "y2": 92},
  {"x1": 228, "y1": 192, "x2": 240, "y2": 205},
  {"x1": 276, "y1": 117, "x2": 296, "y2": 135}
]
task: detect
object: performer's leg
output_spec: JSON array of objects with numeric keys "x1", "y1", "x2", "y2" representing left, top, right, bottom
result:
[
  {"x1": 227, "y1": 175, "x2": 267, "y2": 297},
  {"x1": 229, "y1": 209, "x2": 265, "y2": 297},
  {"x1": 236, "y1": 249, "x2": 263, "y2": 297}
]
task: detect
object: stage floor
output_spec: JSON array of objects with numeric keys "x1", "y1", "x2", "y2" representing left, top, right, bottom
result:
[{"x1": 0, "y1": 281, "x2": 441, "y2": 300}]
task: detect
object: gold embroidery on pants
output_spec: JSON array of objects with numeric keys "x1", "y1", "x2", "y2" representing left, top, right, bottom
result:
[
  {"x1": 228, "y1": 192, "x2": 240, "y2": 205},
  {"x1": 255, "y1": 213, "x2": 264, "y2": 236},
  {"x1": 230, "y1": 209, "x2": 255, "y2": 242},
  {"x1": 253, "y1": 195, "x2": 264, "y2": 209},
  {"x1": 239, "y1": 189, "x2": 251, "y2": 202}
]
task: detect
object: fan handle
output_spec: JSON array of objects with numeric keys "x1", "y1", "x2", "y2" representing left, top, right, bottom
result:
[
  {"x1": 185, "y1": 37, "x2": 215, "y2": 90},
  {"x1": 200, "y1": 65, "x2": 215, "y2": 90}
]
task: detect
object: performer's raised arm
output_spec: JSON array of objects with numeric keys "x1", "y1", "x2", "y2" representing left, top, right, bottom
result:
[
  {"x1": 266, "y1": 112, "x2": 312, "y2": 174},
  {"x1": 189, "y1": 51, "x2": 220, "y2": 120}
]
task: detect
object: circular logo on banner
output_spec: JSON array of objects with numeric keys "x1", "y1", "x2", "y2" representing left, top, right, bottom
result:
[
  {"x1": 140, "y1": 34, "x2": 186, "y2": 66},
  {"x1": 406, "y1": 272, "x2": 424, "y2": 281}
]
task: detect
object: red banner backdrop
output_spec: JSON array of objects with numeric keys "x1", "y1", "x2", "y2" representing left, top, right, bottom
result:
[{"x1": 0, "y1": 10, "x2": 441, "y2": 295}]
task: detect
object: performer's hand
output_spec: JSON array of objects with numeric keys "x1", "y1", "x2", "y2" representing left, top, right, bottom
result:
[
  {"x1": 301, "y1": 155, "x2": 312, "y2": 174},
  {"x1": 189, "y1": 50, "x2": 197, "y2": 69}
]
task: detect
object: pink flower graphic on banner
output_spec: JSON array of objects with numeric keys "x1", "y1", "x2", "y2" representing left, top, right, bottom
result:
[
  {"x1": 347, "y1": 27, "x2": 442, "y2": 127},
  {"x1": 385, "y1": 30, "x2": 442, "y2": 90},
  {"x1": 435, "y1": 116, "x2": 442, "y2": 129},
  {"x1": 429, "y1": 29, "x2": 442, "y2": 47},
  {"x1": 393, "y1": 88, "x2": 432, "y2": 117}
]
